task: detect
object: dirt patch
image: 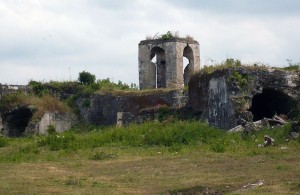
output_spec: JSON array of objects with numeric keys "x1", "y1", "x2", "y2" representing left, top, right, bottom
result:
[{"x1": 166, "y1": 185, "x2": 233, "y2": 195}]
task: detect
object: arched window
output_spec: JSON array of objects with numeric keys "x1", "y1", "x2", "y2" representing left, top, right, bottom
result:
[
  {"x1": 150, "y1": 47, "x2": 166, "y2": 88},
  {"x1": 183, "y1": 46, "x2": 194, "y2": 86}
]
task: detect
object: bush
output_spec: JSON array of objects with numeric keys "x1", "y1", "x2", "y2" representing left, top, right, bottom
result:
[
  {"x1": 82, "y1": 121, "x2": 224, "y2": 147},
  {"x1": 0, "y1": 92, "x2": 27, "y2": 112},
  {"x1": 47, "y1": 125, "x2": 56, "y2": 135},
  {"x1": 37, "y1": 131, "x2": 77, "y2": 151},
  {"x1": 28, "y1": 80, "x2": 49, "y2": 97},
  {"x1": 161, "y1": 31, "x2": 174, "y2": 39},
  {"x1": 0, "y1": 137, "x2": 8, "y2": 147},
  {"x1": 78, "y1": 71, "x2": 96, "y2": 85}
]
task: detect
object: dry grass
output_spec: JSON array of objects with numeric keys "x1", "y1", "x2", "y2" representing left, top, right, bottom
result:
[
  {"x1": 0, "y1": 145, "x2": 299, "y2": 194},
  {"x1": 96, "y1": 88, "x2": 180, "y2": 96},
  {"x1": 22, "y1": 94, "x2": 69, "y2": 120}
]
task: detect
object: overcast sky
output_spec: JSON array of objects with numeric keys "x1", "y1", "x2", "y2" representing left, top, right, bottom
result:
[{"x1": 1, "y1": 0, "x2": 300, "y2": 85}]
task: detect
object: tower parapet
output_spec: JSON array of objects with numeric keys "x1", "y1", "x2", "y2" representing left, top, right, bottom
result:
[{"x1": 138, "y1": 38, "x2": 200, "y2": 90}]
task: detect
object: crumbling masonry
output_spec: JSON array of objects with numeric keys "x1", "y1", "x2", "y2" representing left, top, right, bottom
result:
[{"x1": 138, "y1": 38, "x2": 200, "y2": 89}]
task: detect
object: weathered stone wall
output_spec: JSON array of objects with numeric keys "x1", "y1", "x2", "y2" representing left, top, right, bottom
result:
[
  {"x1": 77, "y1": 90, "x2": 188, "y2": 126},
  {"x1": 188, "y1": 67, "x2": 300, "y2": 129},
  {"x1": 31, "y1": 112, "x2": 76, "y2": 135},
  {"x1": 0, "y1": 84, "x2": 31, "y2": 100},
  {"x1": 0, "y1": 105, "x2": 76, "y2": 136},
  {"x1": 0, "y1": 114, "x2": 3, "y2": 133},
  {"x1": 138, "y1": 38, "x2": 200, "y2": 89}
]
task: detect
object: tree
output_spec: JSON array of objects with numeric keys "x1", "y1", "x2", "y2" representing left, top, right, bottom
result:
[{"x1": 78, "y1": 71, "x2": 96, "y2": 85}]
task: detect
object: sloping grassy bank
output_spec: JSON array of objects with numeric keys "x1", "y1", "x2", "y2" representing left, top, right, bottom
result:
[{"x1": 0, "y1": 121, "x2": 299, "y2": 194}]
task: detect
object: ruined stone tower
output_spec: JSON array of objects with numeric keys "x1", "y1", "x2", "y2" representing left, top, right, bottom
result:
[{"x1": 138, "y1": 38, "x2": 200, "y2": 90}]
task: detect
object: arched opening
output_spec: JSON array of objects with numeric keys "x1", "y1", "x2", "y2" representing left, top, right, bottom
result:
[
  {"x1": 6, "y1": 107, "x2": 33, "y2": 137},
  {"x1": 150, "y1": 47, "x2": 166, "y2": 88},
  {"x1": 183, "y1": 46, "x2": 194, "y2": 86},
  {"x1": 249, "y1": 89, "x2": 296, "y2": 121}
]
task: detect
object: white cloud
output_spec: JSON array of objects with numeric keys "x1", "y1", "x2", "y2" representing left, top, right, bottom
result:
[{"x1": 0, "y1": 0, "x2": 300, "y2": 85}]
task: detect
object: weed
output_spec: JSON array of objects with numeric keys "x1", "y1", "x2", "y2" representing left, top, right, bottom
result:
[
  {"x1": 37, "y1": 131, "x2": 77, "y2": 151},
  {"x1": 229, "y1": 71, "x2": 249, "y2": 90},
  {"x1": 28, "y1": 80, "x2": 49, "y2": 97},
  {"x1": 283, "y1": 59, "x2": 300, "y2": 71},
  {"x1": 0, "y1": 92, "x2": 27, "y2": 112},
  {"x1": 47, "y1": 125, "x2": 56, "y2": 135},
  {"x1": 161, "y1": 31, "x2": 174, "y2": 39},
  {"x1": 168, "y1": 144, "x2": 182, "y2": 153},
  {"x1": 0, "y1": 137, "x2": 8, "y2": 147},
  {"x1": 3, "y1": 143, "x2": 40, "y2": 162},
  {"x1": 210, "y1": 140, "x2": 225, "y2": 153},
  {"x1": 276, "y1": 164, "x2": 289, "y2": 171},
  {"x1": 89, "y1": 151, "x2": 117, "y2": 161},
  {"x1": 82, "y1": 99, "x2": 91, "y2": 108},
  {"x1": 65, "y1": 177, "x2": 82, "y2": 186}
]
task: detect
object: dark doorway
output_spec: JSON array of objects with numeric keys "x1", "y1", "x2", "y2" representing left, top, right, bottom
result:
[
  {"x1": 6, "y1": 107, "x2": 33, "y2": 137},
  {"x1": 249, "y1": 89, "x2": 295, "y2": 121}
]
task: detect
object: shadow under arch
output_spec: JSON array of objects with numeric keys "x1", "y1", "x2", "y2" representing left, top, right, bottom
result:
[
  {"x1": 249, "y1": 88, "x2": 297, "y2": 121},
  {"x1": 5, "y1": 107, "x2": 33, "y2": 137}
]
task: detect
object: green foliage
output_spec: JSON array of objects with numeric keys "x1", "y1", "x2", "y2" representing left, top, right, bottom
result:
[
  {"x1": 202, "y1": 58, "x2": 242, "y2": 74},
  {"x1": 78, "y1": 121, "x2": 225, "y2": 148},
  {"x1": 89, "y1": 151, "x2": 117, "y2": 161},
  {"x1": 210, "y1": 139, "x2": 225, "y2": 153},
  {"x1": 37, "y1": 131, "x2": 77, "y2": 151},
  {"x1": 289, "y1": 100, "x2": 300, "y2": 120},
  {"x1": 97, "y1": 78, "x2": 131, "y2": 90},
  {"x1": 28, "y1": 80, "x2": 49, "y2": 97},
  {"x1": 82, "y1": 98, "x2": 91, "y2": 108},
  {"x1": 0, "y1": 137, "x2": 8, "y2": 147},
  {"x1": 3, "y1": 142, "x2": 40, "y2": 162},
  {"x1": 44, "y1": 81, "x2": 84, "y2": 96},
  {"x1": 242, "y1": 123, "x2": 291, "y2": 144},
  {"x1": 47, "y1": 125, "x2": 56, "y2": 135},
  {"x1": 0, "y1": 120, "x2": 299, "y2": 163},
  {"x1": 0, "y1": 92, "x2": 27, "y2": 112},
  {"x1": 157, "y1": 106, "x2": 175, "y2": 122},
  {"x1": 283, "y1": 59, "x2": 300, "y2": 71},
  {"x1": 78, "y1": 71, "x2": 96, "y2": 85},
  {"x1": 229, "y1": 71, "x2": 249, "y2": 90},
  {"x1": 65, "y1": 177, "x2": 82, "y2": 186},
  {"x1": 161, "y1": 31, "x2": 174, "y2": 39},
  {"x1": 201, "y1": 58, "x2": 272, "y2": 75},
  {"x1": 225, "y1": 58, "x2": 241, "y2": 67}
]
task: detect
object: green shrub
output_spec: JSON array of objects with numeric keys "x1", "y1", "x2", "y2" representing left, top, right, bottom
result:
[
  {"x1": 47, "y1": 125, "x2": 56, "y2": 135},
  {"x1": 90, "y1": 121, "x2": 224, "y2": 147},
  {"x1": 225, "y1": 58, "x2": 241, "y2": 67},
  {"x1": 161, "y1": 31, "x2": 174, "y2": 39},
  {"x1": 229, "y1": 71, "x2": 249, "y2": 90},
  {"x1": 0, "y1": 92, "x2": 27, "y2": 112},
  {"x1": 28, "y1": 80, "x2": 49, "y2": 97},
  {"x1": 37, "y1": 131, "x2": 77, "y2": 151},
  {"x1": 0, "y1": 137, "x2": 8, "y2": 147},
  {"x1": 283, "y1": 59, "x2": 300, "y2": 71},
  {"x1": 78, "y1": 71, "x2": 96, "y2": 85},
  {"x1": 210, "y1": 140, "x2": 225, "y2": 153}
]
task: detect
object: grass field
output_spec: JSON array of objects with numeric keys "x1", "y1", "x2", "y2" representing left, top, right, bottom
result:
[{"x1": 0, "y1": 121, "x2": 299, "y2": 194}]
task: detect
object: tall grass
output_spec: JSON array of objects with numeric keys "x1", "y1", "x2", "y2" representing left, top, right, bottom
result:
[
  {"x1": 0, "y1": 121, "x2": 298, "y2": 163},
  {"x1": 37, "y1": 121, "x2": 298, "y2": 152}
]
